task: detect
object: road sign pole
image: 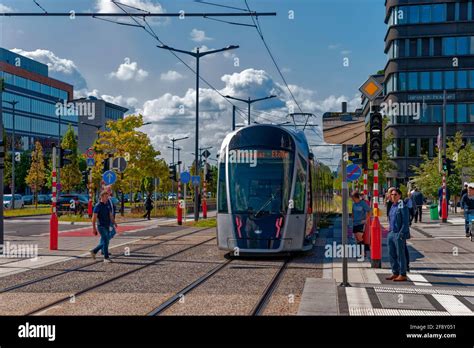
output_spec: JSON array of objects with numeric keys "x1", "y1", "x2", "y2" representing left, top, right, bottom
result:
[
  {"x1": 203, "y1": 158, "x2": 207, "y2": 219},
  {"x1": 341, "y1": 144, "x2": 350, "y2": 287},
  {"x1": 154, "y1": 177, "x2": 157, "y2": 217},
  {"x1": 370, "y1": 161, "x2": 382, "y2": 268},
  {"x1": 50, "y1": 145, "x2": 58, "y2": 251},
  {"x1": 88, "y1": 169, "x2": 93, "y2": 218},
  {"x1": 177, "y1": 177, "x2": 182, "y2": 225}
]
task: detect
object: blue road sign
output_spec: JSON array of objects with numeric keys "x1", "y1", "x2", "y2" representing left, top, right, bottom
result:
[
  {"x1": 86, "y1": 158, "x2": 95, "y2": 167},
  {"x1": 191, "y1": 175, "x2": 201, "y2": 186},
  {"x1": 102, "y1": 170, "x2": 117, "y2": 185},
  {"x1": 181, "y1": 171, "x2": 191, "y2": 184},
  {"x1": 346, "y1": 164, "x2": 362, "y2": 182}
]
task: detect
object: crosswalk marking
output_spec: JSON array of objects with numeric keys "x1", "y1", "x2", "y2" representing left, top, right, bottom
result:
[
  {"x1": 407, "y1": 273, "x2": 432, "y2": 286},
  {"x1": 346, "y1": 287, "x2": 372, "y2": 310},
  {"x1": 432, "y1": 294, "x2": 472, "y2": 315}
]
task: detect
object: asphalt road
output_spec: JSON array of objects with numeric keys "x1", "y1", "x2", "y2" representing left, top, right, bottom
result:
[{"x1": 3, "y1": 216, "x2": 88, "y2": 237}]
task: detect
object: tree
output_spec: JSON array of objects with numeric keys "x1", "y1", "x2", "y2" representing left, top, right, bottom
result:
[
  {"x1": 60, "y1": 124, "x2": 82, "y2": 192},
  {"x1": 15, "y1": 151, "x2": 32, "y2": 194},
  {"x1": 411, "y1": 132, "x2": 474, "y2": 201},
  {"x1": 26, "y1": 141, "x2": 46, "y2": 208},
  {"x1": 91, "y1": 115, "x2": 163, "y2": 205}
]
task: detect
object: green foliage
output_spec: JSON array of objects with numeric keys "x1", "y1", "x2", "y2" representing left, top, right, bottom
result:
[
  {"x1": 61, "y1": 124, "x2": 82, "y2": 192},
  {"x1": 411, "y1": 132, "x2": 473, "y2": 200},
  {"x1": 25, "y1": 141, "x2": 46, "y2": 208}
]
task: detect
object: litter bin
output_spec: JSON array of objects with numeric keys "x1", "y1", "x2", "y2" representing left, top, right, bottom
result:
[{"x1": 430, "y1": 204, "x2": 439, "y2": 220}]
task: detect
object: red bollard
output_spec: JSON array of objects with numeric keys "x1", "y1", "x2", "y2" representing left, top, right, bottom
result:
[
  {"x1": 50, "y1": 212, "x2": 58, "y2": 250},
  {"x1": 370, "y1": 215, "x2": 381, "y2": 268},
  {"x1": 177, "y1": 201, "x2": 182, "y2": 225},
  {"x1": 202, "y1": 199, "x2": 207, "y2": 219},
  {"x1": 442, "y1": 197, "x2": 448, "y2": 222},
  {"x1": 88, "y1": 199, "x2": 93, "y2": 218}
]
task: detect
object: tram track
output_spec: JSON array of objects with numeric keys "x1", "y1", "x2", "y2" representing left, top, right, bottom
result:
[
  {"x1": 25, "y1": 233, "x2": 218, "y2": 316},
  {"x1": 0, "y1": 227, "x2": 213, "y2": 295}
]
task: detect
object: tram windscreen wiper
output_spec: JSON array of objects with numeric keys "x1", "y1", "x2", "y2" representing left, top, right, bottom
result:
[{"x1": 253, "y1": 194, "x2": 275, "y2": 218}]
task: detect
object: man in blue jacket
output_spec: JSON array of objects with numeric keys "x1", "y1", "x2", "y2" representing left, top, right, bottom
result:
[
  {"x1": 461, "y1": 183, "x2": 474, "y2": 237},
  {"x1": 386, "y1": 188, "x2": 410, "y2": 282}
]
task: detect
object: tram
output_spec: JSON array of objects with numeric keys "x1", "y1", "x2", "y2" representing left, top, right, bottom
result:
[{"x1": 216, "y1": 124, "x2": 333, "y2": 253}]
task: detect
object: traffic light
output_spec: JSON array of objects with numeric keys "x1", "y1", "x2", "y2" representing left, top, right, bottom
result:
[
  {"x1": 169, "y1": 164, "x2": 177, "y2": 181},
  {"x1": 58, "y1": 147, "x2": 72, "y2": 168},
  {"x1": 205, "y1": 171, "x2": 213, "y2": 182},
  {"x1": 347, "y1": 145, "x2": 363, "y2": 164},
  {"x1": 369, "y1": 110, "x2": 383, "y2": 162},
  {"x1": 82, "y1": 170, "x2": 89, "y2": 184},
  {"x1": 446, "y1": 158, "x2": 455, "y2": 176}
]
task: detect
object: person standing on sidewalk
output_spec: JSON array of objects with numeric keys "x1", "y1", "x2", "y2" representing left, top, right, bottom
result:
[
  {"x1": 351, "y1": 192, "x2": 370, "y2": 254},
  {"x1": 461, "y1": 183, "x2": 474, "y2": 237},
  {"x1": 386, "y1": 188, "x2": 410, "y2": 281},
  {"x1": 385, "y1": 187, "x2": 396, "y2": 217},
  {"x1": 143, "y1": 194, "x2": 153, "y2": 220},
  {"x1": 411, "y1": 188, "x2": 424, "y2": 223},
  {"x1": 90, "y1": 191, "x2": 113, "y2": 263}
]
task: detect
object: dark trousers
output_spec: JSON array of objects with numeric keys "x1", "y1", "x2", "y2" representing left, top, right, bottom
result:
[
  {"x1": 143, "y1": 209, "x2": 152, "y2": 220},
  {"x1": 414, "y1": 206, "x2": 422, "y2": 222},
  {"x1": 408, "y1": 207, "x2": 415, "y2": 225}
]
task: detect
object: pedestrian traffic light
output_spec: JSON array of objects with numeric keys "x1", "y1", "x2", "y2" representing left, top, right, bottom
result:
[
  {"x1": 169, "y1": 164, "x2": 177, "y2": 181},
  {"x1": 369, "y1": 111, "x2": 383, "y2": 162},
  {"x1": 58, "y1": 147, "x2": 72, "y2": 168}
]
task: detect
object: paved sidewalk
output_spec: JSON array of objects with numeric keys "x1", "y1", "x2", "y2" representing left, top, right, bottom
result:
[{"x1": 298, "y1": 207, "x2": 474, "y2": 316}]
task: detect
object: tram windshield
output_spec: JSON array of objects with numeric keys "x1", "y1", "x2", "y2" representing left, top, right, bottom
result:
[{"x1": 228, "y1": 149, "x2": 293, "y2": 216}]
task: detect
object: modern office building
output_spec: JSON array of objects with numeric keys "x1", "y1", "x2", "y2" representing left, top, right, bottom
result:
[
  {"x1": 74, "y1": 96, "x2": 128, "y2": 153},
  {"x1": 0, "y1": 47, "x2": 77, "y2": 153},
  {"x1": 382, "y1": 0, "x2": 474, "y2": 186}
]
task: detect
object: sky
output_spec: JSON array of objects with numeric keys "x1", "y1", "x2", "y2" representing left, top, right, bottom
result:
[{"x1": 0, "y1": 0, "x2": 387, "y2": 169}]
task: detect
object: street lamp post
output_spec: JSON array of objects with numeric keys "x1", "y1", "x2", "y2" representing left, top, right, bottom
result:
[
  {"x1": 225, "y1": 95, "x2": 277, "y2": 125},
  {"x1": 5, "y1": 100, "x2": 18, "y2": 209},
  {"x1": 157, "y1": 44, "x2": 239, "y2": 221}
]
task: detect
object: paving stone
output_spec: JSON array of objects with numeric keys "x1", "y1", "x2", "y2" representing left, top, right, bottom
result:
[{"x1": 376, "y1": 293, "x2": 435, "y2": 310}]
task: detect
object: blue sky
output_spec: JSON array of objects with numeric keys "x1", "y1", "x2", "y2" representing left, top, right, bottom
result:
[{"x1": 0, "y1": 0, "x2": 387, "y2": 167}]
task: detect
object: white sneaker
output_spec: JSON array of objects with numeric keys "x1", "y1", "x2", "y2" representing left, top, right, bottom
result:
[
  {"x1": 103, "y1": 258, "x2": 112, "y2": 263},
  {"x1": 89, "y1": 250, "x2": 96, "y2": 260}
]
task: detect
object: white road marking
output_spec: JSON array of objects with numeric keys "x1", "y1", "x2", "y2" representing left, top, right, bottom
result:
[
  {"x1": 432, "y1": 294, "x2": 472, "y2": 315},
  {"x1": 407, "y1": 273, "x2": 432, "y2": 286}
]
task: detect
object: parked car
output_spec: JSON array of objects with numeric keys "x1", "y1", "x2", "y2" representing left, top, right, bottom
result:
[
  {"x1": 3, "y1": 194, "x2": 24, "y2": 209},
  {"x1": 167, "y1": 193, "x2": 177, "y2": 201},
  {"x1": 38, "y1": 194, "x2": 51, "y2": 204},
  {"x1": 57, "y1": 194, "x2": 89, "y2": 216},
  {"x1": 23, "y1": 195, "x2": 34, "y2": 205}
]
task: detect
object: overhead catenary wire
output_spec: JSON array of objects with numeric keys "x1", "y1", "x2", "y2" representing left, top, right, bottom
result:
[
  {"x1": 244, "y1": 0, "x2": 304, "y2": 115},
  {"x1": 109, "y1": 1, "x2": 251, "y2": 125}
]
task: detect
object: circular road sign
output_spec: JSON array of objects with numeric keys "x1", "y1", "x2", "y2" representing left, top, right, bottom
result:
[
  {"x1": 180, "y1": 171, "x2": 191, "y2": 184},
  {"x1": 113, "y1": 157, "x2": 127, "y2": 173},
  {"x1": 346, "y1": 164, "x2": 362, "y2": 182},
  {"x1": 86, "y1": 148, "x2": 95, "y2": 158}
]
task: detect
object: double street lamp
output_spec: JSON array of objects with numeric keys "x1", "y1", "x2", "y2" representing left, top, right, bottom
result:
[
  {"x1": 5, "y1": 100, "x2": 18, "y2": 209},
  {"x1": 225, "y1": 94, "x2": 277, "y2": 125},
  {"x1": 157, "y1": 44, "x2": 239, "y2": 221}
]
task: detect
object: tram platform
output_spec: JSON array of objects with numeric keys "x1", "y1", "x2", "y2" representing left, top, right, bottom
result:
[{"x1": 298, "y1": 207, "x2": 474, "y2": 316}]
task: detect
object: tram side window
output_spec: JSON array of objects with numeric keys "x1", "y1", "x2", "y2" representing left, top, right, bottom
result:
[
  {"x1": 292, "y1": 155, "x2": 307, "y2": 214},
  {"x1": 218, "y1": 163, "x2": 228, "y2": 213}
]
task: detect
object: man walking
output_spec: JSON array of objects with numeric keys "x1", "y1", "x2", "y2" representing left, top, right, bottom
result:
[
  {"x1": 411, "y1": 188, "x2": 424, "y2": 223},
  {"x1": 90, "y1": 191, "x2": 113, "y2": 263},
  {"x1": 143, "y1": 194, "x2": 153, "y2": 220},
  {"x1": 386, "y1": 188, "x2": 410, "y2": 281}
]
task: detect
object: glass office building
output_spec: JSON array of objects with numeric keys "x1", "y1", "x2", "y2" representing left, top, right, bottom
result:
[
  {"x1": 383, "y1": 0, "x2": 474, "y2": 185},
  {"x1": 0, "y1": 47, "x2": 77, "y2": 154}
]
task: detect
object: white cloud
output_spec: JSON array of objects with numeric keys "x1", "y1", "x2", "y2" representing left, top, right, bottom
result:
[
  {"x1": 109, "y1": 58, "x2": 148, "y2": 82},
  {"x1": 10, "y1": 48, "x2": 88, "y2": 89},
  {"x1": 160, "y1": 70, "x2": 185, "y2": 81},
  {"x1": 190, "y1": 29, "x2": 212, "y2": 42},
  {"x1": 0, "y1": 4, "x2": 13, "y2": 12},
  {"x1": 136, "y1": 68, "x2": 359, "y2": 166},
  {"x1": 95, "y1": 0, "x2": 166, "y2": 25},
  {"x1": 75, "y1": 88, "x2": 139, "y2": 113}
]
